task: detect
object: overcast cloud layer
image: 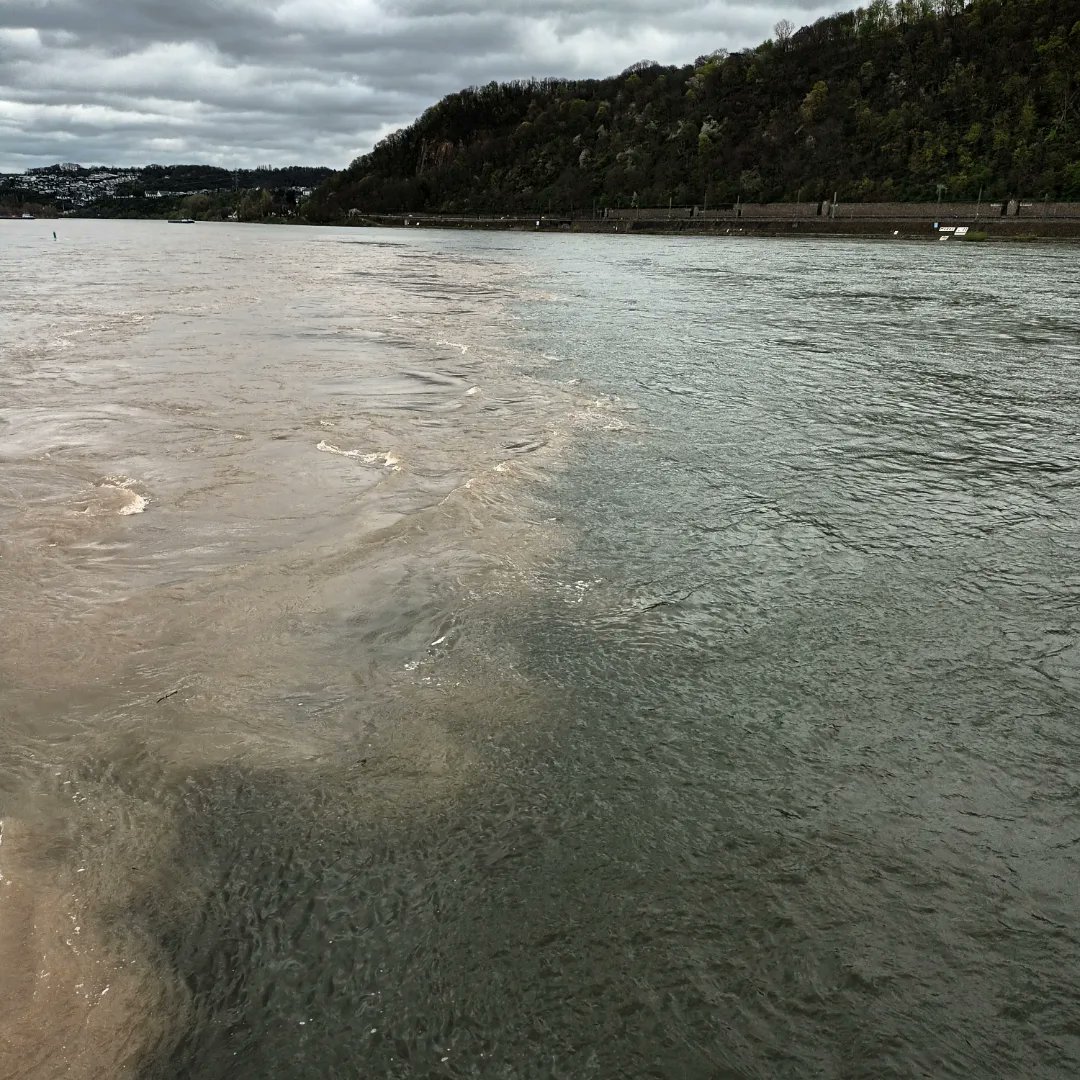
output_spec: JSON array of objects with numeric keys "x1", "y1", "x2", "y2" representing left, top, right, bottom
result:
[{"x1": 0, "y1": 0, "x2": 836, "y2": 171}]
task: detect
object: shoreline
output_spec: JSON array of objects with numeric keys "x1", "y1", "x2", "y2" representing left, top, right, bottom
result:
[
  {"x1": 339, "y1": 212, "x2": 1080, "y2": 243},
  {"x1": 10, "y1": 213, "x2": 1080, "y2": 243}
]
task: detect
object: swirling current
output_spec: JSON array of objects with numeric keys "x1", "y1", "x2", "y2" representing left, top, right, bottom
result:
[{"x1": 1, "y1": 220, "x2": 1079, "y2": 1079}]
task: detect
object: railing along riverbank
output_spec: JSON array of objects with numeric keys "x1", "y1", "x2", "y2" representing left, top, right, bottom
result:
[
  {"x1": 343, "y1": 203, "x2": 1080, "y2": 240},
  {"x1": 341, "y1": 205, "x2": 1080, "y2": 239}
]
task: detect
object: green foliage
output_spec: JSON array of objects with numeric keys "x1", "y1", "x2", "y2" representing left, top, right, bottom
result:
[
  {"x1": 140, "y1": 164, "x2": 331, "y2": 192},
  {"x1": 72, "y1": 185, "x2": 305, "y2": 222},
  {"x1": 799, "y1": 81, "x2": 829, "y2": 125},
  {"x1": 0, "y1": 191, "x2": 59, "y2": 217},
  {"x1": 4, "y1": 164, "x2": 333, "y2": 221},
  {"x1": 182, "y1": 193, "x2": 212, "y2": 215},
  {"x1": 306, "y1": 0, "x2": 1080, "y2": 220}
]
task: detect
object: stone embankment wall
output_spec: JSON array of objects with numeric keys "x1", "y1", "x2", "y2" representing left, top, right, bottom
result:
[
  {"x1": 347, "y1": 209, "x2": 1080, "y2": 239},
  {"x1": 1015, "y1": 201, "x2": 1080, "y2": 218},
  {"x1": 599, "y1": 206, "x2": 695, "y2": 220},
  {"x1": 695, "y1": 203, "x2": 817, "y2": 220},
  {"x1": 605, "y1": 201, "x2": 1080, "y2": 221},
  {"x1": 836, "y1": 202, "x2": 986, "y2": 219}
]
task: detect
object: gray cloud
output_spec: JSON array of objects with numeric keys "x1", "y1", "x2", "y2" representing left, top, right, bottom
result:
[{"x1": 0, "y1": 0, "x2": 837, "y2": 170}]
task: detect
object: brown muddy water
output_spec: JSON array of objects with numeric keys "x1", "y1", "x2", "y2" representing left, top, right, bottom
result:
[{"x1": 2, "y1": 220, "x2": 1080, "y2": 1079}]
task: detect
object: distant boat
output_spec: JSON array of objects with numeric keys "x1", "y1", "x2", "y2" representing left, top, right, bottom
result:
[
  {"x1": 21, "y1": 213, "x2": 34, "y2": 220},
  {"x1": 167, "y1": 218, "x2": 195, "y2": 224}
]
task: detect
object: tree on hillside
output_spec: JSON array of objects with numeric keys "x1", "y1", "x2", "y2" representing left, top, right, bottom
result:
[{"x1": 304, "y1": 0, "x2": 1080, "y2": 220}]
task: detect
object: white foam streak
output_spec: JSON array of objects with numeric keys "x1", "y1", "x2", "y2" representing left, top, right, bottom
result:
[
  {"x1": 316, "y1": 441, "x2": 400, "y2": 471},
  {"x1": 437, "y1": 340, "x2": 469, "y2": 355},
  {"x1": 97, "y1": 475, "x2": 148, "y2": 515},
  {"x1": 117, "y1": 492, "x2": 149, "y2": 516}
]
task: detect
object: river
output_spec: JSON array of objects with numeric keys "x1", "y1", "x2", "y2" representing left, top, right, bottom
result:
[{"x1": 2, "y1": 220, "x2": 1079, "y2": 1078}]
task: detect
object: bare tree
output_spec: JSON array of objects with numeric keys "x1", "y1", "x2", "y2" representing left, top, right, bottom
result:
[{"x1": 774, "y1": 19, "x2": 795, "y2": 47}]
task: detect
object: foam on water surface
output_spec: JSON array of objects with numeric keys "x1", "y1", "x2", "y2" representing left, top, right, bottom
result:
[{"x1": 315, "y1": 440, "x2": 401, "y2": 470}]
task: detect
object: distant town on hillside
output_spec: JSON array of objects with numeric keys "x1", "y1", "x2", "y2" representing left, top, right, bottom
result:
[{"x1": 0, "y1": 162, "x2": 333, "y2": 220}]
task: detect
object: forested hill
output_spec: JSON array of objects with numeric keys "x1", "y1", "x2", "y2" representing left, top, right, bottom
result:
[{"x1": 306, "y1": 0, "x2": 1080, "y2": 220}]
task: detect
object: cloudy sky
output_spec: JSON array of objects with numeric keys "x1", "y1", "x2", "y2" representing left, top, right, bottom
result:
[{"x1": 0, "y1": 0, "x2": 836, "y2": 172}]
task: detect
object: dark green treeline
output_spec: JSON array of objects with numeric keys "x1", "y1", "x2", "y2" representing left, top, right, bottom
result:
[{"x1": 306, "y1": 0, "x2": 1080, "y2": 220}]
